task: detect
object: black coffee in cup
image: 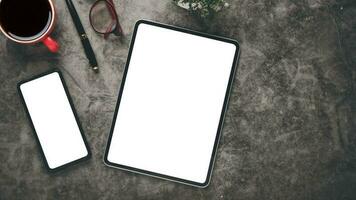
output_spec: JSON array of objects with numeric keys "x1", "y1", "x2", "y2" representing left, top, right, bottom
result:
[{"x1": 0, "y1": 0, "x2": 52, "y2": 41}]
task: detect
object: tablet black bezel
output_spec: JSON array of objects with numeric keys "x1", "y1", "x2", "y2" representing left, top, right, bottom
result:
[
  {"x1": 17, "y1": 69, "x2": 91, "y2": 173},
  {"x1": 104, "y1": 20, "x2": 240, "y2": 187}
]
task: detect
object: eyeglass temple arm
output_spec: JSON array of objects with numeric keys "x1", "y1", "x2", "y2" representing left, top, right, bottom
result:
[
  {"x1": 106, "y1": 0, "x2": 123, "y2": 35},
  {"x1": 104, "y1": 20, "x2": 116, "y2": 39}
]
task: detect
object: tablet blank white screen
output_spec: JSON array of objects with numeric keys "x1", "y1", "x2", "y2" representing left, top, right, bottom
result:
[
  {"x1": 107, "y1": 23, "x2": 236, "y2": 184},
  {"x1": 20, "y1": 72, "x2": 88, "y2": 169}
]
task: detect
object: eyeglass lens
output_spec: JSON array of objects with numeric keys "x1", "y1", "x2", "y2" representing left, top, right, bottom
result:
[{"x1": 90, "y1": 0, "x2": 117, "y2": 34}]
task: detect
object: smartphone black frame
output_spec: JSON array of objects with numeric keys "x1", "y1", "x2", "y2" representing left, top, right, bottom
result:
[
  {"x1": 103, "y1": 20, "x2": 240, "y2": 187},
  {"x1": 17, "y1": 69, "x2": 91, "y2": 173}
]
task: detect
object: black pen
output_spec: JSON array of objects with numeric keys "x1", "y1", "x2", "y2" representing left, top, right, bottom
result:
[{"x1": 65, "y1": 0, "x2": 98, "y2": 72}]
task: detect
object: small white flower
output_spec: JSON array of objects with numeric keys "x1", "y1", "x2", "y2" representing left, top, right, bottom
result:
[{"x1": 197, "y1": 3, "x2": 203, "y2": 9}]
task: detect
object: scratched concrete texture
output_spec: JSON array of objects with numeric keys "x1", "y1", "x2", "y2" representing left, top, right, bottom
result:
[{"x1": 0, "y1": 0, "x2": 355, "y2": 199}]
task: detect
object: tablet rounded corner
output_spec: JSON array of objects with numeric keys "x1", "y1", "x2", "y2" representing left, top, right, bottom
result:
[
  {"x1": 17, "y1": 82, "x2": 24, "y2": 92},
  {"x1": 84, "y1": 149, "x2": 92, "y2": 160},
  {"x1": 52, "y1": 70, "x2": 60, "y2": 76},
  {"x1": 230, "y1": 39, "x2": 240, "y2": 52},
  {"x1": 135, "y1": 19, "x2": 148, "y2": 29},
  {"x1": 103, "y1": 153, "x2": 113, "y2": 167},
  {"x1": 196, "y1": 176, "x2": 211, "y2": 188},
  {"x1": 46, "y1": 164, "x2": 58, "y2": 173}
]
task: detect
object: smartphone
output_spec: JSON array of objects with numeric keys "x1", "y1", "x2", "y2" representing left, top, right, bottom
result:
[{"x1": 18, "y1": 70, "x2": 90, "y2": 172}]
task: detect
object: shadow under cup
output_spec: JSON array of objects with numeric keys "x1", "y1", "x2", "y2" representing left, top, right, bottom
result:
[{"x1": 0, "y1": 0, "x2": 59, "y2": 52}]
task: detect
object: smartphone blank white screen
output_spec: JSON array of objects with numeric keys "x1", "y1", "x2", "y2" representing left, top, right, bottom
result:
[
  {"x1": 20, "y1": 72, "x2": 88, "y2": 170},
  {"x1": 106, "y1": 22, "x2": 238, "y2": 186}
]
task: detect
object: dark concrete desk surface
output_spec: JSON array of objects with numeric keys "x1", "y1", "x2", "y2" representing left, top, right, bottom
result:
[{"x1": 0, "y1": 0, "x2": 355, "y2": 199}]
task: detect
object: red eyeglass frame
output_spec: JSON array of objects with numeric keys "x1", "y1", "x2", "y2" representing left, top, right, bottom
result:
[{"x1": 89, "y1": 0, "x2": 123, "y2": 39}]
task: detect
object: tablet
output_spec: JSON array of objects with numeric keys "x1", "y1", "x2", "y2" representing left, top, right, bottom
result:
[
  {"x1": 104, "y1": 20, "x2": 239, "y2": 187},
  {"x1": 18, "y1": 70, "x2": 90, "y2": 172}
]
